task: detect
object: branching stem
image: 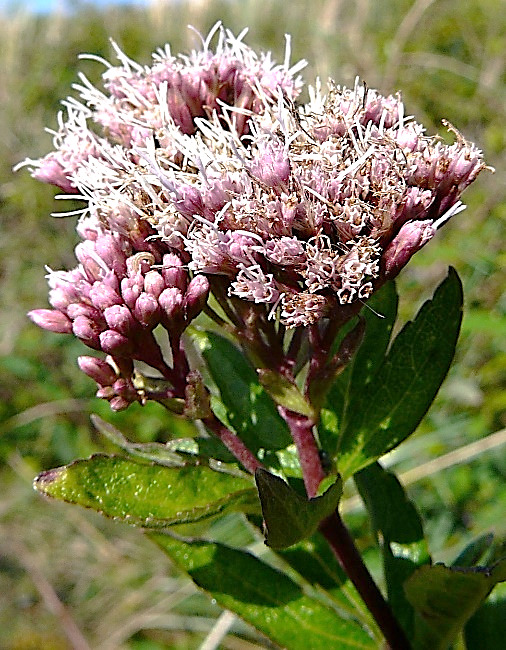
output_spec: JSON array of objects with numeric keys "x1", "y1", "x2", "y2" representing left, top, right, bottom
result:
[{"x1": 203, "y1": 415, "x2": 263, "y2": 475}]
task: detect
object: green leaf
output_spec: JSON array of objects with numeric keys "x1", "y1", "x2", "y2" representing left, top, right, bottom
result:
[
  {"x1": 263, "y1": 444, "x2": 303, "y2": 479},
  {"x1": 34, "y1": 454, "x2": 260, "y2": 527},
  {"x1": 277, "y1": 532, "x2": 382, "y2": 641},
  {"x1": 171, "y1": 435, "x2": 239, "y2": 463},
  {"x1": 91, "y1": 415, "x2": 187, "y2": 466},
  {"x1": 258, "y1": 368, "x2": 315, "y2": 417},
  {"x1": 465, "y1": 584, "x2": 506, "y2": 650},
  {"x1": 320, "y1": 282, "x2": 398, "y2": 457},
  {"x1": 452, "y1": 533, "x2": 495, "y2": 568},
  {"x1": 354, "y1": 463, "x2": 428, "y2": 550},
  {"x1": 151, "y1": 533, "x2": 376, "y2": 649},
  {"x1": 342, "y1": 281, "x2": 399, "y2": 400},
  {"x1": 336, "y1": 269, "x2": 463, "y2": 479},
  {"x1": 190, "y1": 330, "x2": 292, "y2": 450},
  {"x1": 355, "y1": 462, "x2": 430, "y2": 638},
  {"x1": 405, "y1": 559, "x2": 506, "y2": 650},
  {"x1": 255, "y1": 469, "x2": 342, "y2": 549}
]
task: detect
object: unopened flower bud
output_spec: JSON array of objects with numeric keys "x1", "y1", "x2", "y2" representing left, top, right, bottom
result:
[
  {"x1": 109, "y1": 396, "x2": 131, "y2": 411},
  {"x1": 159, "y1": 287, "x2": 184, "y2": 320},
  {"x1": 66, "y1": 303, "x2": 102, "y2": 321},
  {"x1": 78, "y1": 355, "x2": 117, "y2": 386},
  {"x1": 47, "y1": 271, "x2": 82, "y2": 306},
  {"x1": 28, "y1": 309, "x2": 72, "y2": 334},
  {"x1": 121, "y1": 275, "x2": 144, "y2": 310},
  {"x1": 48, "y1": 288, "x2": 74, "y2": 311},
  {"x1": 382, "y1": 220, "x2": 436, "y2": 278},
  {"x1": 94, "y1": 234, "x2": 128, "y2": 277},
  {"x1": 89, "y1": 283, "x2": 123, "y2": 310},
  {"x1": 99, "y1": 329, "x2": 134, "y2": 356},
  {"x1": 103, "y1": 304, "x2": 137, "y2": 336},
  {"x1": 96, "y1": 386, "x2": 115, "y2": 399},
  {"x1": 72, "y1": 315, "x2": 103, "y2": 349},
  {"x1": 143, "y1": 270, "x2": 165, "y2": 299},
  {"x1": 134, "y1": 293, "x2": 161, "y2": 328},
  {"x1": 75, "y1": 241, "x2": 106, "y2": 282},
  {"x1": 112, "y1": 377, "x2": 136, "y2": 397},
  {"x1": 162, "y1": 254, "x2": 188, "y2": 292},
  {"x1": 184, "y1": 275, "x2": 210, "y2": 321}
]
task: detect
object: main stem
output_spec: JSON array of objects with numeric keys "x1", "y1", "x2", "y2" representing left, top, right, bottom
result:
[
  {"x1": 320, "y1": 512, "x2": 411, "y2": 650},
  {"x1": 279, "y1": 405, "x2": 411, "y2": 648}
]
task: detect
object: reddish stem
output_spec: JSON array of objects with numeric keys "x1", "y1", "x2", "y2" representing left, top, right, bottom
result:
[
  {"x1": 280, "y1": 402, "x2": 409, "y2": 647},
  {"x1": 170, "y1": 335, "x2": 190, "y2": 395},
  {"x1": 278, "y1": 406, "x2": 325, "y2": 498},
  {"x1": 276, "y1": 319, "x2": 409, "y2": 647},
  {"x1": 320, "y1": 511, "x2": 411, "y2": 649},
  {"x1": 203, "y1": 415, "x2": 263, "y2": 475}
]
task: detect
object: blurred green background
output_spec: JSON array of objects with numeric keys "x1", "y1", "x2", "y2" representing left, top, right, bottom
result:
[{"x1": 0, "y1": 1, "x2": 504, "y2": 648}]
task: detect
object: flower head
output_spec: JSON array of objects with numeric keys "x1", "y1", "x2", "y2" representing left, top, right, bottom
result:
[
  {"x1": 141, "y1": 79, "x2": 485, "y2": 326},
  {"x1": 22, "y1": 26, "x2": 486, "y2": 408}
]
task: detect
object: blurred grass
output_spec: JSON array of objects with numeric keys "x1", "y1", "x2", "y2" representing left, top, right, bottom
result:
[{"x1": 0, "y1": 0, "x2": 504, "y2": 647}]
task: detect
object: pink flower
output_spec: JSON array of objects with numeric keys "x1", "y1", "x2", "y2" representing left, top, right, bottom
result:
[
  {"x1": 15, "y1": 108, "x2": 103, "y2": 193},
  {"x1": 78, "y1": 24, "x2": 304, "y2": 150},
  {"x1": 23, "y1": 28, "x2": 486, "y2": 348},
  {"x1": 149, "y1": 78, "x2": 484, "y2": 325}
]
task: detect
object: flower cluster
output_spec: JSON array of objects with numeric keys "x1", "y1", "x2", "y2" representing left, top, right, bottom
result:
[
  {"x1": 29, "y1": 226, "x2": 209, "y2": 409},
  {"x1": 22, "y1": 25, "x2": 304, "y2": 195},
  {"x1": 21, "y1": 25, "x2": 486, "y2": 405},
  {"x1": 139, "y1": 80, "x2": 485, "y2": 326}
]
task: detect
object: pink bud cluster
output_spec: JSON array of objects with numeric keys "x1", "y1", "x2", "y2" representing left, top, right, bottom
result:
[
  {"x1": 77, "y1": 355, "x2": 136, "y2": 412},
  {"x1": 29, "y1": 227, "x2": 209, "y2": 409}
]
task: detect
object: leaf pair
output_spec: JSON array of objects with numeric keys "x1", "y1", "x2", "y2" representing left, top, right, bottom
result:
[
  {"x1": 34, "y1": 445, "x2": 380, "y2": 647},
  {"x1": 34, "y1": 445, "x2": 342, "y2": 551},
  {"x1": 34, "y1": 449, "x2": 506, "y2": 650}
]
